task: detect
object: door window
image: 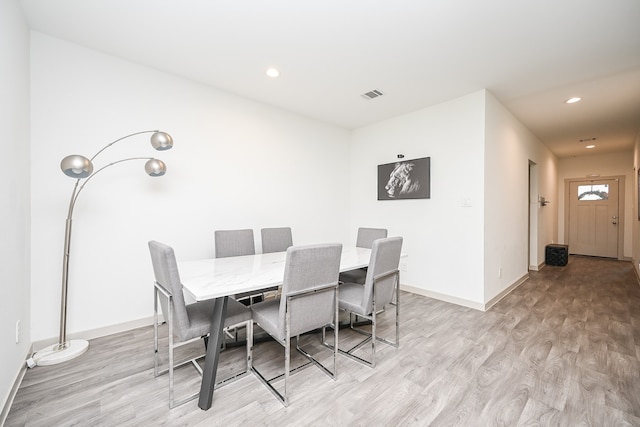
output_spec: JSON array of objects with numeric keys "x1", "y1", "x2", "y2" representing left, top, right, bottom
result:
[{"x1": 577, "y1": 184, "x2": 609, "y2": 201}]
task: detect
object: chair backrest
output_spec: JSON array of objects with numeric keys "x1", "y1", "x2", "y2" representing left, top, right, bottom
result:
[
  {"x1": 214, "y1": 229, "x2": 255, "y2": 258},
  {"x1": 277, "y1": 244, "x2": 342, "y2": 339},
  {"x1": 362, "y1": 236, "x2": 403, "y2": 314},
  {"x1": 356, "y1": 227, "x2": 388, "y2": 249},
  {"x1": 148, "y1": 240, "x2": 191, "y2": 340},
  {"x1": 261, "y1": 227, "x2": 293, "y2": 253}
]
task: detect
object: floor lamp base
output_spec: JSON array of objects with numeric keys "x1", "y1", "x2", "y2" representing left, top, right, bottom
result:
[{"x1": 27, "y1": 339, "x2": 89, "y2": 367}]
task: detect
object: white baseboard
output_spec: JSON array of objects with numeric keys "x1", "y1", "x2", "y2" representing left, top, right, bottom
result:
[
  {"x1": 483, "y1": 273, "x2": 529, "y2": 311},
  {"x1": 1, "y1": 345, "x2": 32, "y2": 427},
  {"x1": 401, "y1": 273, "x2": 529, "y2": 312},
  {"x1": 529, "y1": 262, "x2": 545, "y2": 271},
  {"x1": 32, "y1": 316, "x2": 157, "y2": 352},
  {"x1": 400, "y1": 284, "x2": 485, "y2": 311}
]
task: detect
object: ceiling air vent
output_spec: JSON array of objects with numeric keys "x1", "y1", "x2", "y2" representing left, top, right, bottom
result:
[{"x1": 361, "y1": 89, "x2": 384, "y2": 100}]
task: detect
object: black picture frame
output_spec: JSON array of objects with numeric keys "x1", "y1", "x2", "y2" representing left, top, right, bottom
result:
[{"x1": 378, "y1": 157, "x2": 430, "y2": 200}]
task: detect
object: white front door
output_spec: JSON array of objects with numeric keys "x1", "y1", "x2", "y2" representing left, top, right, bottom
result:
[{"x1": 568, "y1": 179, "x2": 619, "y2": 258}]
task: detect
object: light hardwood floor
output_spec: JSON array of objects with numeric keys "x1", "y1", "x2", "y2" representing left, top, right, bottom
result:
[{"x1": 6, "y1": 256, "x2": 640, "y2": 426}]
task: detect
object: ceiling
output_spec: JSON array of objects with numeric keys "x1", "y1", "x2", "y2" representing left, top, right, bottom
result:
[{"x1": 19, "y1": 0, "x2": 640, "y2": 158}]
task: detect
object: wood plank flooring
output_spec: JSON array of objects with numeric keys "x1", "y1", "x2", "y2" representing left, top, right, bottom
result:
[{"x1": 6, "y1": 256, "x2": 640, "y2": 426}]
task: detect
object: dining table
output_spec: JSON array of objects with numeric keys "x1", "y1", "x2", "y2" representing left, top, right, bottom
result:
[{"x1": 177, "y1": 245, "x2": 373, "y2": 410}]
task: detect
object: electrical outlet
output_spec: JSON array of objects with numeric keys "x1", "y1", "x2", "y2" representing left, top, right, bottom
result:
[
  {"x1": 498, "y1": 268, "x2": 502, "y2": 279},
  {"x1": 15, "y1": 320, "x2": 20, "y2": 344}
]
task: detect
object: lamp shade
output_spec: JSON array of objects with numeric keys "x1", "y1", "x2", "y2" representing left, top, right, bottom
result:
[
  {"x1": 150, "y1": 131, "x2": 173, "y2": 151},
  {"x1": 145, "y1": 158, "x2": 167, "y2": 176},
  {"x1": 61, "y1": 155, "x2": 94, "y2": 178}
]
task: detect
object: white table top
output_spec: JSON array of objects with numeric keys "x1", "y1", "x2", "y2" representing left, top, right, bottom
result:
[{"x1": 179, "y1": 245, "x2": 372, "y2": 301}]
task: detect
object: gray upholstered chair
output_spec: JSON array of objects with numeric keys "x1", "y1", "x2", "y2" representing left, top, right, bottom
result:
[
  {"x1": 251, "y1": 243, "x2": 342, "y2": 406},
  {"x1": 339, "y1": 227, "x2": 388, "y2": 284},
  {"x1": 149, "y1": 240, "x2": 253, "y2": 408},
  {"x1": 214, "y1": 229, "x2": 256, "y2": 258},
  {"x1": 261, "y1": 227, "x2": 293, "y2": 254},
  {"x1": 214, "y1": 229, "x2": 264, "y2": 302},
  {"x1": 355, "y1": 227, "x2": 388, "y2": 249},
  {"x1": 330, "y1": 236, "x2": 402, "y2": 368},
  {"x1": 260, "y1": 227, "x2": 293, "y2": 299}
]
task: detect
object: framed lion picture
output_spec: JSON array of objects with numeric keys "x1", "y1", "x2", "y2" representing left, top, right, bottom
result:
[{"x1": 377, "y1": 157, "x2": 430, "y2": 200}]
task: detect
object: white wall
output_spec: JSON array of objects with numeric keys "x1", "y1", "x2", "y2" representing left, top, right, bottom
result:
[
  {"x1": 349, "y1": 90, "x2": 558, "y2": 308},
  {"x1": 484, "y1": 91, "x2": 557, "y2": 302},
  {"x1": 0, "y1": 0, "x2": 31, "y2": 413},
  {"x1": 30, "y1": 33, "x2": 351, "y2": 344},
  {"x1": 350, "y1": 91, "x2": 486, "y2": 307},
  {"x1": 558, "y1": 151, "x2": 634, "y2": 258}
]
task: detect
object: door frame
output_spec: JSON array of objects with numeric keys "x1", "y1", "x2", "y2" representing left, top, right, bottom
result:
[
  {"x1": 528, "y1": 160, "x2": 538, "y2": 270},
  {"x1": 564, "y1": 175, "x2": 625, "y2": 260}
]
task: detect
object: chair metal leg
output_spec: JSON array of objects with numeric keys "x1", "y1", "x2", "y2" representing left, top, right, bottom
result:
[
  {"x1": 251, "y1": 317, "x2": 291, "y2": 406},
  {"x1": 315, "y1": 290, "x2": 339, "y2": 378},
  {"x1": 327, "y1": 276, "x2": 400, "y2": 368},
  {"x1": 247, "y1": 320, "x2": 253, "y2": 371},
  {"x1": 336, "y1": 304, "x2": 377, "y2": 368},
  {"x1": 253, "y1": 315, "x2": 337, "y2": 406},
  {"x1": 371, "y1": 299, "x2": 377, "y2": 368},
  {"x1": 252, "y1": 283, "x2": 339, "y2": 407},
  {"x1": 155, "y1": 284, "x2": 253, "y2": 409},
  {"x1": 295, "y1": 335, "x2": 336, "y2": 380},
  {"x1": 168, "y1": 294, "x2": 175, "y2": 406},
  {"x1": 333, "y1": 289, "x2": 338, "y2": 378},
  {"x1": 253, "y1": 331, "x2": 337, "y2": 408},
  {"x1": 154, "y1": 286, "x2": 160, "y2": 378},
  {"x1": 284, "y1": 326, "x2": 290, "y2": 407}
]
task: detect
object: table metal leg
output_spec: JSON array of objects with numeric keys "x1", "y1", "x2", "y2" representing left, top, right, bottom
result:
[{"x1": 198, "y1": 296, "x2": 228, "y2": 410}]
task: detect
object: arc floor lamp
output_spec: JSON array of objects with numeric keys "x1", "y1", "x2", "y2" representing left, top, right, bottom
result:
[{"x1": 28, "y1": 130, "x2": 173, "y2": 367}]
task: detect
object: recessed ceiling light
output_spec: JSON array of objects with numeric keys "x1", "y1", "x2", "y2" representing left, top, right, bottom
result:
[
  {"x1": 585, "y1": 145, "x2": 595, "y2": 149},
  {"x1": 565, "y1": 97, "x2": 581, "y2": 104},
  {"x1": 266, "y1": 68, "x2": 280, "y2": 78}
]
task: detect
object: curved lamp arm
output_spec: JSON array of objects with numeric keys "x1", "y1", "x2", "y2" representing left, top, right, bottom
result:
[
  {"x1": 67, "y1": 157, "x2": 167, "y2": 218},
  {"x1": 89, "y1": 130, "x2": 173, "y2": 162},
  {"x1": 55, "y1": 130, "x2": 172, "y2": 352},
  {"x1": 61, "y1": 130, "x2": 172, "y2": 178},
  {"x1": 60, "y1": 130, "x2": 172, "y2": 218}
]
